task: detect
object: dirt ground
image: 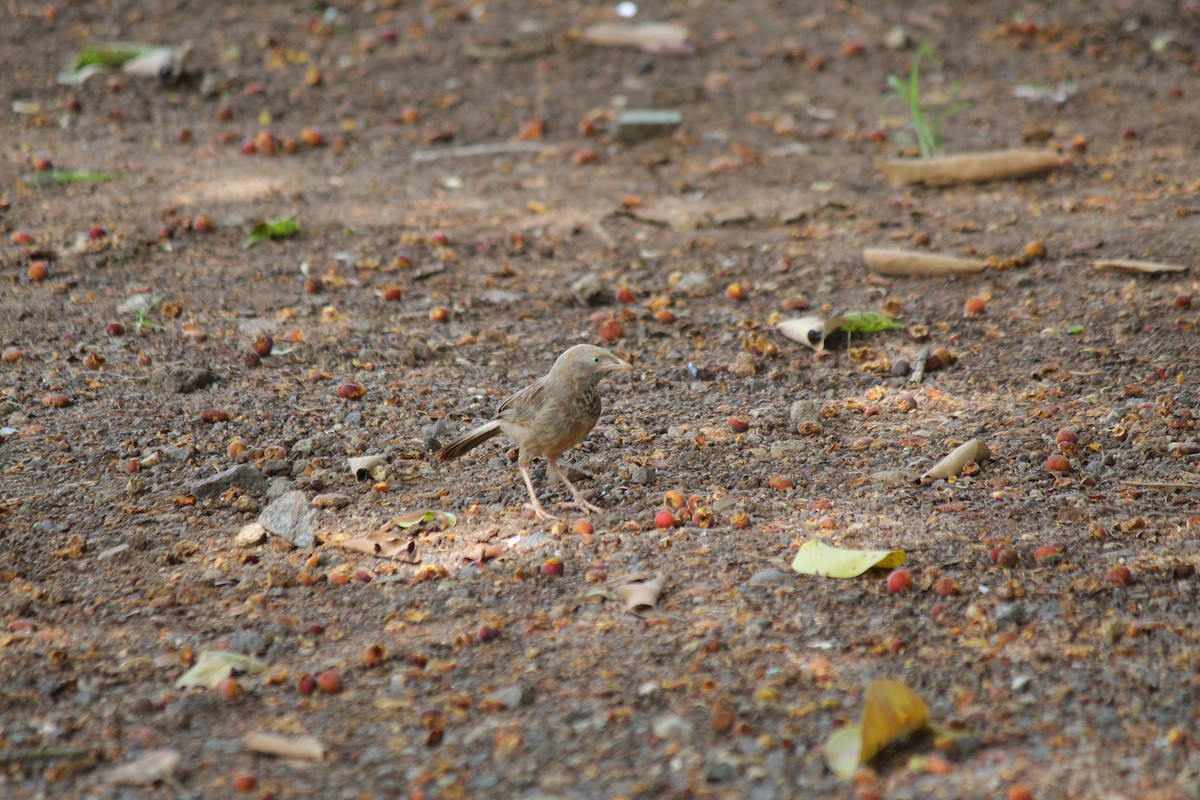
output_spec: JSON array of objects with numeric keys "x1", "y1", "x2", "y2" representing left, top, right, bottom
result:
[{"x1": 3, "y1": 1, "x2": 1200, "y2": 798}]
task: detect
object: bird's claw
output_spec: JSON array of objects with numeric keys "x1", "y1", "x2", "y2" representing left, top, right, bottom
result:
[{"x1": 525, "y1": 502, "x2": 557, "y2": 521}]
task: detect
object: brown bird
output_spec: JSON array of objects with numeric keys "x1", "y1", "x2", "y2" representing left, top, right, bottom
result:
[{"x1": 436, "y1": 344, "x2": 633, "y2": 520}]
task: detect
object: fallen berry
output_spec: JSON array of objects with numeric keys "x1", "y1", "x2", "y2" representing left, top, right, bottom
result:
[
  {"x1": 28, "y1": 261, "x2": 49, "y2": 282},
  {"x1": 1105, "y1": 565, "x2": 1133, "y2": 586},
  {"x1": 429, "y1": 306, "x2": 450, "y2": 323},
  {"x1": 337, "y1": 382, "x2": 365, "y2": 399},
  {"x1": 964, "y1": 297, "x2": 986, "y2": 316},
  {"x1": 232, "y1": 774, "x2": 258, "y2": 792},
  {"x1": 886, "y1": 569, "x2": 913, "y2": 594},
  {"x1": 934, "y1": 577, "x2": 962, "y2": 597},
  {"x1": 11, "y1": 230, "x2": 34, "y2": 245},
  {"x1": 572, "y1": 519, "x2": 594, "y2": 535},
  {"x1": 316, "y1": 669, "x2": 343, "y2": 694},
  {"x1": 727, "y1": 416, "x2": 750, "y2": 432},
  {"x1": 363, "y1": 644, "x2": 387, "y2": 666},
  {"x1": 540, "y1": 558, "x2": 565, "y2": 576},
  {"x1": 597, "y1": 317, "x2": 623, "y2": 343},
  {"x1": 989, "y1": 547, "x2": 1019, "y2": 568},
  {"x1": 215, "y1": 677, "x2": 244, "y2": 701},
  {"x1": 298, "y1": 673, "x2": 317, "y2": 695},
  {"x1": 1034, "y1": 545, "x2": 1064, "y2": 565},
  {"x1": 1055, "y1": 430, "x2": 1077, "y2": 446},
  {"x1": 654, "y1": 510, "x2": 676, "y2": 529},
  {"x1": 1045, "y1": 454, "x2": 1071, "y2": 473},
  {"x1": 768, "y1": 475, "x2": 794, "y2": 491},
  {"x1": 663, "y1": 490, "x2": 686, "y2": 509}
]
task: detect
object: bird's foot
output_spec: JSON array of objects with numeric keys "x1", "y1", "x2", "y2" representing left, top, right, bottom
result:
[
  {"x1": 525, "y1": 502, "x2": 557, "y2": 521},
  {"x1": 571, "y1": 496, "x2": 603, "y2": 514}
]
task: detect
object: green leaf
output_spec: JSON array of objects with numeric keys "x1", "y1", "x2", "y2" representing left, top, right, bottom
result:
[
  {"x1": 835, "y1": 312, "x2": 903, "y2": 334},
  {"x1": 243, "y1": 215, "x2": 300, "y2": 249},
  {"x1": 24, "y1": 169, "x2": 118, "y2": 187},
  {"x1": 74, "y1": 42, "x2": 155, "y2": 69},
  {"x1": 1066, "y1": 324, "x2": 1084, "y2": 335}
]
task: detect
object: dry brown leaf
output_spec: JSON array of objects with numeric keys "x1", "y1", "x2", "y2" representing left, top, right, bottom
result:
[
  {"x1": 882, "y1": 149, "x2": 1059, "y2": 187},
  {"x1": 102, "y1": 748, "x2": 181, "y2": 786},
  {"x1": 243, "y1": 732, "x2": 328, "y2": 761},
  {"x1": 347, "y1": 455, "x2": 386, "y2": 481},
  {"x1": 921, "y1": 439, "x2": 991, "y2": 482},
  {"x1": 582, "y1": 22, "x2": 694, "y2": 54},
  {"x1": 335, "y1": 530, "x2": 415, "y2": 559},
  {"x1": 1092, "y1": 259, "x2": 1188, "y2": 274},
  {"x1": 863, "y1": 249, "x2": 987, "y2": 276},
  {"x1": 615, "y1": 575, "x2": 665, "y2": 615}
]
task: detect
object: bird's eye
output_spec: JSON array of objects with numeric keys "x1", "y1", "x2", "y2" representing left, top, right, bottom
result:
[{"x1": 593, "y1": 357, "x2": 599, "y2": 363}]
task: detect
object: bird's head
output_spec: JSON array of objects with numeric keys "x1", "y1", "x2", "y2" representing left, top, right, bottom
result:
[{"x1": 555, "y1": 344, "x2": 634, "y2": 381}]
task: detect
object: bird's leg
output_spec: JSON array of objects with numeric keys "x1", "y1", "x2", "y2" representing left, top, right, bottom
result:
[
  {"x1": 548, "y1": 457, "x2": 602, "y2": 514},
  {"x1": 519, "y1": 461, "x2": 555, "y2": 520}
]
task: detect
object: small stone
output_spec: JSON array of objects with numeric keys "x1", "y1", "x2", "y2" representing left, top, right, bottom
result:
[
  {"x1": 730, "y1": 353, "x2": 756, "y2": 377},
  {"x1": 507, "y1": 532, "x2": 551, "y2": 551},
  {"x1": 291, "y1": 433, "x2": 340, "y2": 458},
  {"x1": 706, "y1": 760, "x2": 737, "y2": 784},
  {"x1": 235, "y1": 523, "x2": 268, "y2": 547},
  {"x1": 630, "y1": 465, "x2": 656, "y2": 485},
  {"x1": 748, "y1": 568, "x2": 792, "y2": 585},
  {"x1": 652, "y1": 713, "x2": 695, "y2": 742},
  {"x1": 266, "y1": 477, "x2": 296, "y2": 499},
  {"x1": 788, "y1": 400, "x2": 821, "y2": 426},
  {"x1": 191, "y1": 464, "x2": 267, "y2": 499},
  {"x1": 162, "y1": 365, "x2": 216, "y2": 394},
  {"x1": 614, "y1": 109, "x2": 683, "y2": 144},
  {"x1": 676, "y1": 270, "x2": 715, "y2": 297},
  {"x1": 258, "y1": 491, "x2": 318, "y2": 548},
  {"x1": 484, "y1": 684, "x2": 531, "y2": 710},
  {"x1": 158, "y1": 446, "x2": 191, "y2": 463},
  {"x1": 571, "y1": 273, "x2": 611, "y2": 307},
  {"x1": 312, "y1": 492, "x2": 351, "y2": 509},
  {"x1": 995, "y1": 602, "x2": 1027, "y2": 627}
]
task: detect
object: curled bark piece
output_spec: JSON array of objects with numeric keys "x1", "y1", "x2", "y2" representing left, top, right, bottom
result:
[
  {"x1": 922, "y1": 439, "x2": 991, "y2": 483},
  {"x1": 615, "y1": 575, "x2": 665, "y2": 615},
  {"x1": 243, "y1": 732, "x2": 328, "y2": 761},
  {"x1": 882, "y1": 149, "x2": 1060, "y2": 187},
  {"x1": 348, "y1": 455, "x2": 386, "y2": 481},
  {"x1": 1093, "y1": 259, "x2": 1188, "y2": 274},
  {"x1": 864, "y1": 249, "x2": 986, "y2": 276}
]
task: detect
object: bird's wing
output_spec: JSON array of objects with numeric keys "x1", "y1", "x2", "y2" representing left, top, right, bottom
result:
[{"x1": 497, "y1": 374, "x2": 547, "y2": 423}]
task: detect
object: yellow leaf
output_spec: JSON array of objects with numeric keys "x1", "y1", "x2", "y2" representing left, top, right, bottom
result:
[
  {"x1": 824, "y1": 679, "x2": 930, "y2": 779},
  {"x1": 790, "y1": 538, "x2": 906, "y2": 578}
]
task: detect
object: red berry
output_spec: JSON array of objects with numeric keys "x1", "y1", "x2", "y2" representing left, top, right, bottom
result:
[
  {"x1": 615, "y1": 287, "x2": 636, "y2": 304},
  {"x1": 934, "y1": 577, "x2": 962, "y2": 597},
  {"x1": 1105, "y1": 565, "x2": 1133, "y2": 586},
  {"x1": 316, "y1": 669, "x2": 343, "y2": 694},
  {"x1": 886, "y1": 569, "x2": 913, "y2": 594},
  {"x1": 597, "y1": 318, "x2": 623, "y2": 343},
  {"x1": 964, "y1": 297, "x2": 986, "y2": 316},
  {"x1": 1034, "y1": 545, "x2": 1064, "y2": 565},
  {"x1": 1045, "y1": 454, "x2": 1071, "y2": 473},
  {"x1": 298, "y1": 673, "x2": 318, "y2": 695},
  {"x1": 1055, "y1": 430, "x2": 1077, "y2": 446},
  {"x1": 727, "y1": 416, "x2": 750, "y2": 432},
  {"x1": 540, "y1": 558, "x2": 565, "y2": 576},
  {"x1": 654, "y1": 510, "x2": 676, "y2": 529},
  {"x1": 232, "y1": 774, "x2": 258, "y2": 792}
]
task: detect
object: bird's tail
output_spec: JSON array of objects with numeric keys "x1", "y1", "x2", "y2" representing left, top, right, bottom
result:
[{"x1": 436, "y1": 420, "x2": 502, "y2": 461}]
